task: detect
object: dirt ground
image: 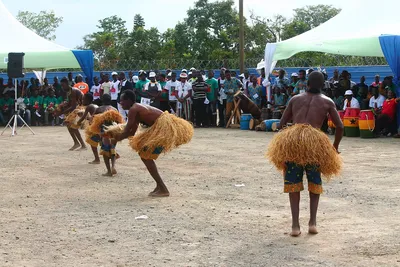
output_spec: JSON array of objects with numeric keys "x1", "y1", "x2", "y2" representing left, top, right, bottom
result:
[{"x1": 0, "y1": 126, "x2": 399, "y2": 267}]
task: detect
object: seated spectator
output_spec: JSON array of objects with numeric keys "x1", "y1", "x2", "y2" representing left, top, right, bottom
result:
[
  {"x1": 354, "y1": 76, "x2": 369, "y2": 97},
  {"x1": 53, "y1": 77, "x2": 63, "y2": 98},
  {"x1": 16, "y1": 90, "x2": 31, "y2": 126},
  {"x1": 356, "y1": 85, "x2": 369, "y2": 110},
  {"x1": 332, "y1": 88, "x2": 344, "y2": 110},
  {"x1": 329, "y1": 69, "x2": 340, "y2": 87},
  {"x1": 40, "y1": 78, "x2": 52, "y2": 96},
  {"x1": 3, "y1": 78, "x2": 15, "y2": 95},
  {"x1": 272, "y1": 87, "x2": 287, "y2": 110},
  {"x1": 384, "y1": 76, "x2": 396, "y2": 94},
  {"x1": 338, "y1": 70, "x2": 353, "y2": 95},
  {"x1": 371, "y1": 74, "x2": 381, "y2": 89},
  {"x1": 0, "y1": 91, "x2": 14, "y2": 125},
  {"x1": 369, "y1": 87, "x2": 386, "y2": 113},
  {"x1": 293, "y1": 69, "x2": 307, "y2": 95},
  {"x1": 246, "y1": 75, "x2": 263, "y2": 108},
  {"x1": 343, "y1": 90, "x2": 360, "y2": 110},
  {"x1": 29, "y1": 89, "x2": 44, "y2": 126},
  {"x1": 374, "y1": 90, "x2": 400, "y2": 136},
  {"x1": 43, "y1": 90, "x2": 58, "y2": 126},
  {"x1": 0, "y1": 78, "x2": 5, "y2": 95}
]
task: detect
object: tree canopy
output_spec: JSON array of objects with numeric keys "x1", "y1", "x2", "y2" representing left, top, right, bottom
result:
[{"x1": 16, "y1": 10, "x2": 63, "y2": 41}]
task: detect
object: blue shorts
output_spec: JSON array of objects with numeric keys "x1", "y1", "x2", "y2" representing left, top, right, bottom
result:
[{"x1": 284, "y1": 162, "x2": 323, "y2": 194}]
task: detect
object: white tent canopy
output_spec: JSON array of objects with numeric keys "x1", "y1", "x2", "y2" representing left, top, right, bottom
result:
[
  {"x1": 0, "y1": 0, "x2": 80, "y2": 69},
  {"x1": 264, "y1": 0, "x2": 400, "y2": 72}
]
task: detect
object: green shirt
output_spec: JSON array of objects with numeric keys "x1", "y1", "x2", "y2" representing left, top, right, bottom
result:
[
  {"x1": 43, "y1": 96, "x2": 58, "y2": 108},
  {"x1": 0, "y1": 98, "x2": 14, "y2": 111},
  {"x1": 135, "y1": 79, "x2": 150, "y2": 102},
  {"x1": 29, "y1": 96, "x2": 43, "y2": 107},
  {"x1": 206, "y1": 78, "x2": 218, "y2": 102}
]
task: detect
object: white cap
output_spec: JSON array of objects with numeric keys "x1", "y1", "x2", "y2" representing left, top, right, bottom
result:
[
  {"x1": 111, "y1": 71, "x2": 118, "y2": 76},
  {"x1": 190, "y1": 67, "x2": 196, "y2": 71},
  {"x1": 138, "y1": 70, "x2": 146, "y2": 76},
  {"x1": 181, "y1": 69, "x2": 187, "y2": 73},
  {"x1": 238, "y1": 73, "x2": 245, "y2": 78},
  {"x1": 180, "y1": 73, "x2": 188, "y2": 78},
  {"x1": 167, "y1": 72, "x2": 172, "y2": 77},
  {"x1": 345, "y1": 90, "x2": 353, "y2": 96},
  {"x1": 188, "y1": 71, "x2": 192, "y2": 75},
  {"x1": 149, "y1": 72, "x2": 156, "y2": 78},
  {"x1": 132, "y1": 76, "x2": 139, "y2": 83},
  {"x1": 291, "y1": 72, "x2": 298, "y2": 77}
]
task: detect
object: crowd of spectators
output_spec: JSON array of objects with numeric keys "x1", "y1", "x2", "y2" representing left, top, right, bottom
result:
[{"x1": 0, "y1": 68, "x2": 398, "y2": 137}]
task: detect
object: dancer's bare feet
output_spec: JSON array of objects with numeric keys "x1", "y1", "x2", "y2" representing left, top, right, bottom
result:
[
  {"x1": 102, "y1": 172, "x2": 113, "y2": 177},
  {"x1": 148, "y1": 189, "x2": 170, "y2": 197},
  {"x1": 290, "y1": 227, "x2": 301, "y2": 237},
  {"x1": 88, "y1": 160, "x2": 101, "y2": 164},
  {"x1": 111, "y1": 168, "x2": 117, "y2": 175},
  {"x1": 69, "y1": 144, "x2": 80, "y2": 151},
  {"x1": 308, "y1": 225, "x2": 318, "y2": 235}
]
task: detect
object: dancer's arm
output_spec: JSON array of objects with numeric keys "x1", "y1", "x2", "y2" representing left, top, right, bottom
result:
[
  {"x1": 113, "y1": 106, "x2": 139, "y2": 142},
  {"x1": 77, "y1": 104, "x2": 95, "y2": 125}
]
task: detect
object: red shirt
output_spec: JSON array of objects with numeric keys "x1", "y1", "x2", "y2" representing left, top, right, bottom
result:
[{"x1": 381, "y1": 98, "x2": 398, "y2": 120}]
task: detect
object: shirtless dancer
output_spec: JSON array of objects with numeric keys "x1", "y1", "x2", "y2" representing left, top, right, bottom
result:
[
  {"x1": 278, "y1": 71, "x2": 344, "y2": 236},
  {"x1": 76, "y1": 93, "x2": 99, "y2": 164},
  {"x1": 59, "y1": 77, "x2": 86, "y2": 151}
]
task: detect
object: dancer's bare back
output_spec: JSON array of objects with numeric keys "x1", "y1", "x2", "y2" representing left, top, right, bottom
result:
[{"x1": 128, "y1": 103, "x2": 163, "y2": 127}]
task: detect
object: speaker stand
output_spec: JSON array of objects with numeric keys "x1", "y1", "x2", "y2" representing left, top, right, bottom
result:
[{"x1": 1, "y1": 79, "x2": 35, "y2": 136}]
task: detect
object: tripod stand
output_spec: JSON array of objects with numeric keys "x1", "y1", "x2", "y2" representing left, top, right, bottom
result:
[{"x1": 1, "y1": 79, "x2": 35, "y2": 136}]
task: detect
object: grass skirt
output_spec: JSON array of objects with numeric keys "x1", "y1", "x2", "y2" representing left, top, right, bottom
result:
[
  {"x1": 64, "y1": 106, "x2": 86, "y2": 129},
  {"x1": 88, "y1": 110, "x2": 125, "y2": 135},
  {"x1": 128, "y1": 111, "x2": 193, "y2": 160},
  {"x1": 266, "y1": 124, "x2": 342, "y2": 181}
]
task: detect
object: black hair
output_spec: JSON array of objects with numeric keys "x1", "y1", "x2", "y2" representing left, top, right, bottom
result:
[
  {"x1": 171, "y1": 72, "x2": 177, "y2": 76},
  {"x1": 84, "y1": 93, "x2": 93, "y2": 102},
  {"x1": 101, "y1": 94, "x2": 112, "y2": 105},
  {"x1": 121, "y1": 90, "x2": 136, "y2": 103},
  {"x1": 60, "y1": 77, "x2": 69, "y2": 84},
  {"x1": 225, "y1": 69, "x2": 231, "y2": 74},
  {"x1": 299, "y1": 69, "x2": 306, "y2": 75},
  {"x1": 160, "y1": 74, "x2": 166, "y2": 79}
]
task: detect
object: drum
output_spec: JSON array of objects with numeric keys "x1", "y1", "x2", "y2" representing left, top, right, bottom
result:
[
  {"x1": 328, "y1": 110, "x2": 345, "y2": 129},
  {"x1": 264, "y1": 119, "x2": 280, "y2": 132},
  {"x1": 359, "y1": 110, "x2": 375, "y2": 138},
  {"x1": 272, "y1": 110, "x2": 282, "y2": 119},
  {"x1": 249, "y1": 118, "x2": 260, "y2": 130},
  {"x1": 260, "y1": 108, "x2": 271, "y2": 121},
  {"x1": 240, "y1": 114, "x2": 252, "y2": 130},
  {"x1": 343, "y1": 108, "x2": 360, "y2": 137},
  {"x1": 234, "y1": 91, "x2": 261, "y2": 119}
]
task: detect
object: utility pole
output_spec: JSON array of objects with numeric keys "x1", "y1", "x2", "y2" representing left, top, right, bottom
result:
[{"x1": 239, "y1": 0, "x2": 245, "y2": 73}]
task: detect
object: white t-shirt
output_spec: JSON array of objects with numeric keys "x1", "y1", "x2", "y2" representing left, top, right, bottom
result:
[
  {"x1": 343, "y1": 97, "x2": 360, "y2": 110},
  {"x1": 101, "y1": 81, "x2": 112, "y2": 95},
  {"x1": 90, "y1": 84, "x2": 101, "y2": 100},
  {"x1": 369, "y1": 95, "x2": 386, "y2": 109},
  {"x1": 165, "y1": 80, "x2": 179, "y2": 101},
  {"x1": 177, "y1": 81, "x2": 192, "y2": 98},
  {"x1": 110, "y1": 80, "x2": 120, "y2": 100},
  {"x1": 219, "y1": 79, "x2": 227, "y2": 101}
]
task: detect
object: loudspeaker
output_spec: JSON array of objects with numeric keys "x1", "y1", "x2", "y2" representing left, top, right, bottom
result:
[{"x1": 7, "y1": 52, "x2": 25, "y2": 78}]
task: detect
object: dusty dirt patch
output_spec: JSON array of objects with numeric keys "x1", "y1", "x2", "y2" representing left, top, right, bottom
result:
[{"x1": 0, "y1": 127, "x2": 399, "y2": 266}]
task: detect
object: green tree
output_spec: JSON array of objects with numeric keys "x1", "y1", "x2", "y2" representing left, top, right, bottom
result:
[
  {"x1": 292, "y1": 5, "x2": 341, "y2": 30},
  {"x1": 133, "y1": 14, "x2": 145, "y2": 30},
  {"x1": 281, "y1": 20, "x2": 309, "y2": 40},
  {"x1": 16, "y1": 10, "x2": 63, "y2": 41}
]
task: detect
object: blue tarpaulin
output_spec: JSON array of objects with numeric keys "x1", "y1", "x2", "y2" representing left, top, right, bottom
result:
[
  {"x1": 72, "y1": 50, "x2": 94, "y2": 87},
  {"x1": 379, "y1": 35, "x2": 400, "y2": 128}
]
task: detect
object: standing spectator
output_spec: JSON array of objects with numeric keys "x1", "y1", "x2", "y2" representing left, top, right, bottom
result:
[
  {"x1": 294, "y1": 70, "x2": 307, "y2": 95},
  {"x1": 218, "y1": 70, "x2": 227, "y2": 127},
  {"x1": 128, "y1": 71, "x2": 134, "y2": 83},
  {"x1": 343, "y1": 90, "x2": 360, "y2": 111},
  {"x1": 176, "y1": 72, "x2": 192, "y2": 121},
  {"x1": 371, "y1": 74, "x2": 381, "y2": 89},
  {"x1": 374, "y1": 91, "x2": 400, "y2": 136},
  {"x1": 43, "y1": 90, "x2": 58, "y2": 126},
  {"x1": 246, "y1": 75, "x2": 262, "y2": 108},
  {"x1": 3, "y1": 78, "x2": 15, "y2": 95},
  {"x1": 135, "y1": 70, "x2": 149, "y2": 103},
  {"x1": 53, "y1": 77, "x2": 62, "y2": 98},
  {"x1": 118, "y1": 72, "x2": 133, "y2": 119},
  {"x1": 100, "y1": 74, "x2": 112, "y2": 97},
  {"x1": 165, "y1": 72, "x2": 179, "y2": 113},
  {"x1": 29, "y1": 89, "x2": 43, "y2": 126},
  {"x1": 354, "y1": 76, "x2": 369, "y2": 97},
  {"x1": 338, "y1": 70, "x2": 352, "y2": 95},
  {"x1": 273, "y1": 69, "x2": 290, "y2": 93},
  {"x1": 67, "y1": 72, "x2": 75, "y2": 86},
  {"x1": 109, "y1": 72, "x2": 120, "y2": 109},
  {"x1": 90, "y1": 76, "x2": 102, "y2": 105},
  {"x1": 41, "y1": 78, "x2": 52, "y2": 95},
  {"x1": 75, "y1": 75, "x2": 89, "y2": 95},
  {"x1": 224, "y1": 70, "x2": 241, "y2": 125},
  {"x1": 356, "y1": 84, "x2": 369, "y2": 110},
  {"x1": 144, "y1": 72, "x2": 162, "y2": 109},
  {"x1": 289, "y1": 73, "x2": 298, "y2": 92},
  {"x1": 205, "y1": 70, "x2": 219, "y2": 126},
  {"x1": 257, "y1": 67, "x2": 269, "y2": 107},
  {"x1": 0, "y1": 78, "x2": 5, "y2": 95},
  {"x1": 158, "y1": 74, "x2": 170, "y2": 112},
  {"x1": 192, "y1": 71, "x2": 209, "y2": 127},
  {"x1": 369, "y1": 87, "x2": 386, "y2": 111},
  {"x1": 384, "y1": 76, "x2": 396, "y2": 94},
  {"x1": 329, "y1": 69, "x2": 340, "y2": 86},
  {"x1": 243, "y1": 70, "x2": 250, "y2": 91}
]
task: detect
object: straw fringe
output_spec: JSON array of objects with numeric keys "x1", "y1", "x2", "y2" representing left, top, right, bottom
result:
[
  {"x1": 88, "y1": 110, "x2": 124, "y2": 135},
  {"x1": 266, "y1": 124, "x2": 342, "y2": 181},
  {"x1": 65, "y1": 106, "x2": 86, "y2": 129},
  {"x1": 128, "y1": 111, "x2": 193, "y2": 160}
]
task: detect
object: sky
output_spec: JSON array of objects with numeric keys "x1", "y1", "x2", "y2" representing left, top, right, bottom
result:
[{"x1": 2, "y1": 0, "x2": 347, "y2": 49}]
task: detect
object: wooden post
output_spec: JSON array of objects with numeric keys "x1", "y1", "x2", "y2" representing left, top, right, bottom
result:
[{"x1": 239, "y1": 0, "x2": 245, "y2": 73}]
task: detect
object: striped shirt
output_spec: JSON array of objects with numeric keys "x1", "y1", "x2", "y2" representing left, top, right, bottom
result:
[{"x1": 192, "y1": 81, "x2": 208, "y2": 99}]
